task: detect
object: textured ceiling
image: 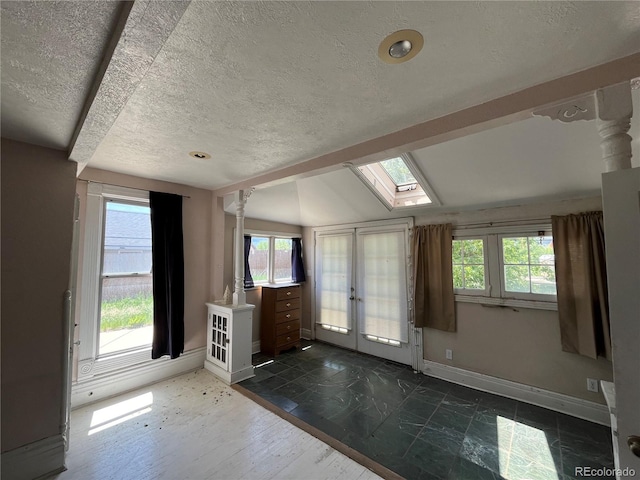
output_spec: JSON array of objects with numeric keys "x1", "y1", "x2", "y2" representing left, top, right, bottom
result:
[
  {"x1": 237, "y1": 89, "x2": 640, "y2": 227},
  {"x1": 2, "y1": 1, "x2": 639, "y2": 227},
  {"x1": 0, "y1": 1, "x2": 121, "y2": 149},
  {"x1": 86, "y1": 1, "x2": 640, "y2": 189}
]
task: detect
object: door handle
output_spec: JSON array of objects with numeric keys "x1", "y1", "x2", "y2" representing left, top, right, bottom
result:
[
  {"x1": 349, "y1": 296, "x2": 355, "y2": 300},
  {"x1": 628, "y1": 436, "x2": 640, "y2": 458}
]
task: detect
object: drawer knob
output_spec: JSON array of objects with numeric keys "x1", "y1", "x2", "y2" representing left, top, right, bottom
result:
[
  {"x1": 286, "y1": 303, "x2": 291, "y2": 307},
  {"x1": 286, "y1": 314, "x2": 291, "y2": 318},
  {"x1": 286, "y1": 291, "x2": 291, "y2": 296},
  {"x1": 287, "y1": 325, "x2": 291, "y2": 330},
  {"x1": 286, "y1": 337, "x2": 291, "y2": 341}
]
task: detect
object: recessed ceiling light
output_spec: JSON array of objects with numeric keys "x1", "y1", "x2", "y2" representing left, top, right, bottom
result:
[
  {"x1": 189, "y1": 151, "x2": 211, "y2": 159},
  {"x1": 378, "y1": 29, "x2": 423, "y2": 65}
]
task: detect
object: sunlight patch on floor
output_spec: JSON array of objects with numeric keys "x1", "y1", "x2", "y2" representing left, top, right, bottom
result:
[
  {"x1": 255, "y1": 360, "x2": 275, "y2": 368},
  {"x1": 498, "y1": 416, "x2": 560, "y2": 480},
  {"x1": 88, "y1": 392, "x2": 153, "y2": 435}
]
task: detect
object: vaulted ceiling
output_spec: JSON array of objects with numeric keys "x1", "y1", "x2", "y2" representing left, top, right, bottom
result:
[{"x1": 2, "y1": 1, "x2": 639, "y2": 226}]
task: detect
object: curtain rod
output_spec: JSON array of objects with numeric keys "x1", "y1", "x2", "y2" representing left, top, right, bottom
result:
[
  {"x1": 78, "y1": 179, "x2": 191, "y2": 198},
  {"x1": 454, "y1": 217, "x2": 550, "y2": 229}
]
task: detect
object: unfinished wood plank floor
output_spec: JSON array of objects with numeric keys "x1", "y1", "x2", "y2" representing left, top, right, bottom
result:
[{"x1": 55, "y1": 370, "x2": 382, "y2": 480}]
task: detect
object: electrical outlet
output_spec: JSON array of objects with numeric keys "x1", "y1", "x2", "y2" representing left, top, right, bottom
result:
[
  {"x1": 445, "y1": 349, "x2": 453, "y2": 360},
  {"x1": 587, "y1": 378, "x2": 599, "y2": 393}
]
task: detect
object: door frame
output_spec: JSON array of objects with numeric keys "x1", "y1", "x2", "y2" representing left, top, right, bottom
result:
[
  {"x1": 312, "y1": 217, "x2": 423, "y2": 370},
  {"x1": 602, "y1": 166, "x2": 640, "y2": 473}
]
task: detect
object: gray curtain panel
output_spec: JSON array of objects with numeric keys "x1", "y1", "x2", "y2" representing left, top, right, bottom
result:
[
  {"x1": 552, "y1": 212, "x2": 610, "y2": 360},
  {"x1": 413, "y1": 223, "x2": 456, "y2": 332}
]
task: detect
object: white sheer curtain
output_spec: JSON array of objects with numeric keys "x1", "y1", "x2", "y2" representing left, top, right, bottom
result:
[
  {"x1": 316, "y1": 233, "x2": 352, "y2": 330},
  {"x1": 358, "y1": 230, "x2": 408, "y2": 343}
]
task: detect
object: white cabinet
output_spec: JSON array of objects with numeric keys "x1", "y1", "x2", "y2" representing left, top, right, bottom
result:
[{"x1": 204, "y1": 302, "x2": 255, "y2": 384}]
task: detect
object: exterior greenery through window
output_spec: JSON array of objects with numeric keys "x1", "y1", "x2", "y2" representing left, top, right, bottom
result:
[
  {"x1": 502, "y1": 235, "x2": 556, "y2": 295},
  {"x1": 453, "y1": 239, "x2": 485, "y2": 290},
  {"x1": 99, "y1": 201, "x2": 153, "y2": 355},
  {"x1": 452, "y1": 229, "x2": 557, "y2": 304},
  {"x1": 247, "y1": 235, "x2": 293, "y2": 284},
  {"x1": 380, "y1": 157, "x2": 417, "y2": 187}
]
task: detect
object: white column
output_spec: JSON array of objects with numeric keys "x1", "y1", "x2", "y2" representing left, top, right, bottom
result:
[
  {"x1": 596, "y1": 84, "x2": 633, "y2": 172},
  {"x1": 534, "y1": 81, "x2": 633, "y2": 173},
  {"x1": 233, "y1": 190, "x2": 246, "y2": 306},
  {"x1": 597, "y1": 117, "x2": 632, "y2": 172}
]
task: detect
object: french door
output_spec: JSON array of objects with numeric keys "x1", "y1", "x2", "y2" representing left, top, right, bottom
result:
[{"x1": 315, "y1": 221, "x2": 415, "y2": 365}]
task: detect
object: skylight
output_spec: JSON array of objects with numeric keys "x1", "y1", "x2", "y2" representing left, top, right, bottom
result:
[
  {"x1": 349, "y1": 154, "x2": 439, "y2": 210},
  {"x1": 379, "y1": 157, "x2": 417, "y2": 186}
]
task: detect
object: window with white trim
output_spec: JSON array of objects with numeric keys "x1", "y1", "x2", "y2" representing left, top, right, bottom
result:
[
  {"x1": 452, "y1": 238, "x2": 487, "y2": 293},
  {"x1": 244, "y1": 231, "x2": 297, "y2": 285},
  {"x1": 500, "y1": 234, "x2": 556, "y2": 299},
  {"x1": 99, "y1": 200, "x2": 153, "y2": 356},
  {"x1": 452, "y1": 226, "x2": 557, "y2": 309},
  {"x1": 77, "y1": 184, "x2": 156, "y2": 381},
  {"x1": 348, "y1": 153, "x2": 440, "y2": 210}
]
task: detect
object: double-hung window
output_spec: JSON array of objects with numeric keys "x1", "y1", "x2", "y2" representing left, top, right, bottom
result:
[
  {"x1": 244, "y1": 231, "x2": 297, "y2": 285},
  {"x1": 452, "y1": 226, "x2": 557, "y2": 309},
  {"x1": 99, "y1": 200, "x2": 153, "y2": 356},
  {"x1": 77, "y1": 184, "x2": 155, "y2": 381}
]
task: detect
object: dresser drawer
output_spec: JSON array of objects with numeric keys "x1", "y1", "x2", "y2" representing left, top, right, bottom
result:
[
  {"x1": 275, "y1": 297, "x2": 300, "y2": 313},
  {"x1": 261, "y1": 285, "x2": 302, "y2": 356},
  {"x1": 276, "y1": 330, "x2": 300, "y2": 347},
  {"x1": 276, "y1": 319, "x2": 300, "y2": 336},
  {"x1": 275, "y1": 309, "x2": 300, "y2": 324},
  {"x1": 276, "y1": 287, "x2": 300, "y2": 301}
]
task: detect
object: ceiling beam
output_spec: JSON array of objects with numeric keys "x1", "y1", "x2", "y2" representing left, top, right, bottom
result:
[
  {"x1": 69, "y1": 0, "x2": 191, "y2": 174},
  {"x1": 214, "y1": 52, "x2": 640, "y2": 197}
]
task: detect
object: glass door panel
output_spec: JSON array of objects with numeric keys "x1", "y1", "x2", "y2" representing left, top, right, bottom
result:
[
  {"x1": 356, "y1": 227, "x2": 411, "y2": 365},
  {"x1": 315, "y1": 231, "x2": 356, "y2": 350}
]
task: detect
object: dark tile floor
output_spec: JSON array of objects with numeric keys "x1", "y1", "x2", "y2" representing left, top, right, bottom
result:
[{"x1": 239, "y1": 341, "x2": 615, "y2": 480}]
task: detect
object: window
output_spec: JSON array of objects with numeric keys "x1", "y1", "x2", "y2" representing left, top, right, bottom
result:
[
  {"x1": 452, "y1": 226, "x2": 557, "y2": 309},
  {"x1": 349, "y1": 153, "x2": 440, "y2": 210},
  {"x1": 273, "y1": 238, "x2": 293, "y2": 282},
  {"x1": 99, "y1": 201, "x2": 153, "y2": 356},
  {"x1": 244, "y1": 232, "x2": 298, "y2": 285},
  {"x1": 248, "y1": 237, "x2": 269, "y2": 283},
  {"x1": 452, "y1": 238, "x2": 486, "y2": 292},
  {"x1": 501, "y1": 235, "x2": 556, "y2": 297},
  {"x1": 77, "y1": 183, "x2": 156, "y2": 381}
]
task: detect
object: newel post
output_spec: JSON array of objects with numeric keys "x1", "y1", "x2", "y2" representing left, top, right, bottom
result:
[{"x1": 233, "y1": 189, "x2": 247, "y2": 305}]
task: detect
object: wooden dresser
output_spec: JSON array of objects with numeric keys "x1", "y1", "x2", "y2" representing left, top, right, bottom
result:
[{"x1": 260, "y1": 285, "x2": 301, "y2": 356}]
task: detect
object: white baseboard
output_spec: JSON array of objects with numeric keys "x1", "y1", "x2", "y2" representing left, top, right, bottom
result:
[
  {"x1": 252, "y1": 340, "x2": 261, "y2": 354},
  {"x1": 72, "y1": 347, "x2": 206, "y2": 408},
  {"x1": 204, "y1": 360, "x2": 255, "y2": 385},
  {"x1": 301, "y1": 328, "x2": 312, "y2": 340},
  {"x1": 422, "y1": 360, "x2": 610, "y2": 426},
  {"x1": 1, "y1": 434, "x2": 65, "y2": 480}
]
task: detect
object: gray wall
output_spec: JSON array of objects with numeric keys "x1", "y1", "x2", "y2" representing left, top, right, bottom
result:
[{"x1": 1, "y1": 138, "x2": 77, "y2": 452}]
